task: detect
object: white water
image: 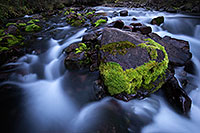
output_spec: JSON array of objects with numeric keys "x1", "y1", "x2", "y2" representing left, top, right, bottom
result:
[{"x1": 2, "y1": 6, "x2": 200, "y2": 133}]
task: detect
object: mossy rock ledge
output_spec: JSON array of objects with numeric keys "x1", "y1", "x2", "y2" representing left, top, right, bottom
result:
[{"x1": 99, "y1": 28, "x2": 172, "y2": 99}]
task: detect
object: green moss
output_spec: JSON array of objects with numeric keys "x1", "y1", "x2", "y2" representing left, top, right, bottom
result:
[
  {"x1": 25, "y1": 24, "x2": 41, "y2": 32},
  {"x1": 18, "y1": 23, "x2": 27, "y2": 27},
  {"x1": 86, "y1": 11, "x2": 94, "y2": 16},
  {"x1": 0, "y1": 34, "x2": 23, "y2": 47},
  {"x1": 100, "y1": 41, "x2": 136, "y2": 55},
  {"x1": 6, "y1": 23, "x2": 17, "y2": 27},
  {"x1": 64, "y1": 11, "x2": 70, "y2": 15},
  {"x1": 0, "y1": 29, "x2": 5, "y2": 36},
  {"x1": 94, "y1": 19, "x2": 107, "y2": 27},
  {"x1": 0, "y1": 46, "x2": 9, "y2": 52},
  {"x1": 27, "y1": 19, "x2": 40, "y2": 24},
  {"x1": 75, "y1": 43, "x2": 90, "y2": 54},
  {"x1": 99, "y1": 38, "x2": 169, "y2": 95}
]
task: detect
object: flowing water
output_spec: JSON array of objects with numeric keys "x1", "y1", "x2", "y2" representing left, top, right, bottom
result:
[{"x1": 1, "y1": 6, "x2": 200, "y2": 133}]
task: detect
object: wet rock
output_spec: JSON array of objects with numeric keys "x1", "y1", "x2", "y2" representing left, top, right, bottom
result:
[
  {"x1": 5, "y1": 25, "x2": 19, "y2": 35},
  {"x1": 107, "y1": 20, "x2": 124, "y2": 29},
  {"x1": 130, "y1": 23, "x2": 142, "y2": 27},
  {"x1": 132, "y1": 17, "x2": 137, "y2": 21},
  {"x1": 167, "y1": 7, "x2": 177, "y2": 13},
  {"x1": 64, "y1": 42, "x2": 90, "y2": 70},
  {"x1": 119, "y1": 10, "x2": 128, "y2": 16},
  {"x1": 150, "y1": 16, "x2": 164, "y2": 26},
  {"x1": 149, "y1": 33, "x2": 192, "y2": 66},
  {"x1": 123, "y1": 25, "x2": 133, "y2": 32},
  {"x1": 65, "y1": 51, "x2": 87, "y2": 70},
  {"x1": 139, "y1": 26, "x2": 152, "y2": 34},
  {"x1": 82, "y1": 33, "x2": 98, "y2": 42},
  {"x1": 184, "y1": 60, "x2": 196, "y2": 75},
  {"x1": 112, "y1": 11, "x2": 119, "y2": 17},
  {"x1": 93, "y1": 80, "x2": 106, "y2": 100},
  {"x1": 162, "y1": 77, "x2": 192, "y2": 115},
  {"x1": 65, "y1": 42, "x2": 79, "y2": 54}
]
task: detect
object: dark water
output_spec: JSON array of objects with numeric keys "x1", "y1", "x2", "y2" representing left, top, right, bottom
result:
[{"x1": 1, "y1": 6, "x2": 200, "y2": 133}]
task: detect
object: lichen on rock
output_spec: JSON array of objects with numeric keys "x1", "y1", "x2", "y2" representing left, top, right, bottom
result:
[{"x1": 99, "y1": 38, "x2": 169, "y2": 95}]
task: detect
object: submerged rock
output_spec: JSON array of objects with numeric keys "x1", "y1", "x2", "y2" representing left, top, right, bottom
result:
[{"x1": 99, "y1": 28, "x2": 169, "y2": 97}]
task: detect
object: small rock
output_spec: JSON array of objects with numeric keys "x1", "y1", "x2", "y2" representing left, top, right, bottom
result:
[
  {"x1": 120, "y1": 10, "x2": 128, "y2": 16},
  {"x1": 132, "y1": 17, "x2": 137, "y2": 21},
  {"x1": 130, "y1": 23, "x2": 142, "y2": 27},
  {"x1": 123, "y1": 25, "x2": 133, "y2": 32},
  {"x1": 150, "y1": 16, "x2": 164, "y2": 26},
  {"x1": 107, "y1": 20, "x2": 124, "y2": 29},
  {"x1": 139, "y1": 26, "x2": 152, "y2": 34},
  {"x1": 5, "y1": 25, "x2": 19, "y2": 35}
]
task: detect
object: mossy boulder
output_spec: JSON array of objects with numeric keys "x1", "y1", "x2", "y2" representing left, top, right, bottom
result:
[{"x1": 99, "y1": 28, "x2": 170, "y2": 97}]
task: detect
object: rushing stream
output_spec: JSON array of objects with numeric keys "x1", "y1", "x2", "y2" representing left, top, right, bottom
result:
[{"x1": 1, "y1": 6, "x2": 200, "y2": 133}]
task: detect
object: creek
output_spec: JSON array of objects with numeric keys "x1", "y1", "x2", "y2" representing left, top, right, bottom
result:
[{"x1": 1, "y1": 6, "x2": 200, "y2": 133}]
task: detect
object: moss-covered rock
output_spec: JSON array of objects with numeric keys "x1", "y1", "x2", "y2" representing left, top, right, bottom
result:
[
  {"x1": 100, "y1": 38, "x2": 169, "y2": 95},
  {"x1": 150, "y1": 16, "x2": 164, "y2": 26}
]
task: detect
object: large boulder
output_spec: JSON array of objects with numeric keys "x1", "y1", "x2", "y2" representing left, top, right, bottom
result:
[
  {"x1": 148, "y1": 33, "x2": 192, "y2": 66},
  {"x1": 99, "y1": 28, "x2": 170, "y2": 97}
]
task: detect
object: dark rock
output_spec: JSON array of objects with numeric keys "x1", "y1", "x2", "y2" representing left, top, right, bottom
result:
[
  {"x1": 149, "y1": 33, "x2": 192, "y2": 66},
  {"x1": 101, "y1": 28, "x2": 146, "y2": 46},
  {"x1": 5, "y1": 25, "x2": 19, "y2": 35},
  {"x1": 162, "y1": 77, "x2": 192, "y2": 115},
  {"x1": 82, "y1": 33, "x2": 97, "y2": 42},
  {"x1": 123, "y1": 25, "x2": 133, "y2": 32},
  {"x1": 93, "y1": 80, "x2": 106, "y2": 100},
  {"x1": 184, "y1": 60, "x2": 196, "y2": 75},
  {"x1": 90, "y1": 62, "x2": 98, "y2": 72},
  {"x1": 167, "y1": 7, "x2": 177, "y2": 13},
  {"x1": 119, "y1": 10, "x2": 128, "y2": 16},
  {"x1": 139, "y1": 26, "x2": 152, "y2": 34},
  {"x1": 132, "y1": 17, "x2": 137, "y2": 21},
  {"x1": 150, "y1": 16, "x2": 164, "y2": 26},
  {"x1": 112, "y1": 11, "x2": 119, "y2": 17},
  {"x1": 65, "y1": 51, "x2": 87, "y2": 70},
  {"x1": 130, "y1": 23, "x2": 142, "y2": 27},
  {"x1": 107, "y1": 20, "x2": 124, "y2": 29},
  {"x1": 65, "y1": 42, "x2": 79, "y2": 54}
]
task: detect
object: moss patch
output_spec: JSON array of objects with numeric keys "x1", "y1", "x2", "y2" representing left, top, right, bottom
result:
[
  {"x1": 99, "y1": 38, "x2": 169, "y2": 95},
  {"x1": 75, "y1": 43, "x2": 90, "y2": 54},
  {"x1": 25, "y1": 24, "x2": 41, "y2": 32},
  {"x1": 100, "y1": 41, "x2": 136, "y2": 55},
  {"x1": 94, "y1": 19, "x2": 107, "y2": 27}
]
